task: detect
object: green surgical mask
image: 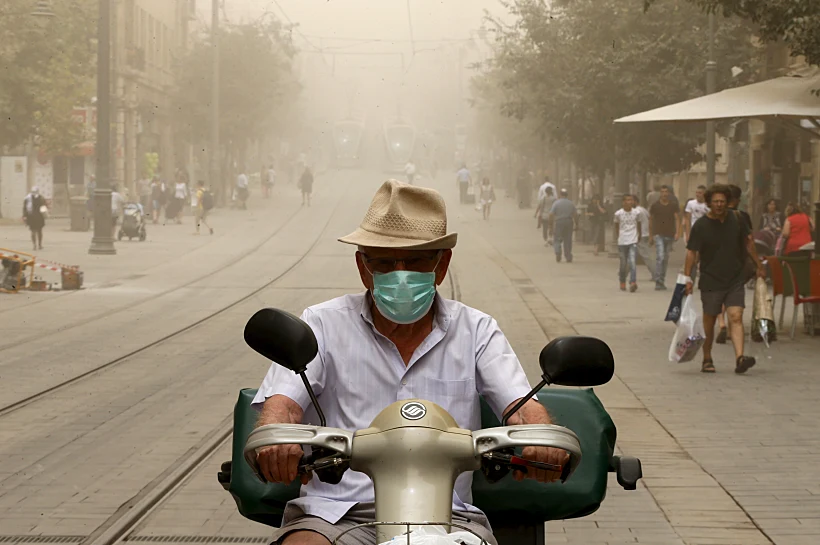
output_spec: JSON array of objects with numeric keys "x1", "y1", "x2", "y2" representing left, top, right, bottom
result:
[{"x1": 372, "y1": 270, "x2": 437, "y2": 325}]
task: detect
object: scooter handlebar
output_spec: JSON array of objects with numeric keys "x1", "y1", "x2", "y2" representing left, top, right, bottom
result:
[
  {"x1": 244, "y1": 424, "x2": 354, "y2": 481},
  {"x1": 473, "y1": 424, "x2": 583, "y2": 481}
]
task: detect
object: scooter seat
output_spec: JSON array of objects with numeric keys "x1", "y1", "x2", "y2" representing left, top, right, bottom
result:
[{"x1": 223, "y1": 388, "x2": 616, "y2": 528}]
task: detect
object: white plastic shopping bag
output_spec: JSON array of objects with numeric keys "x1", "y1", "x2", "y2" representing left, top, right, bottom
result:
[
  {"x1": 668, "y1": 295, "x2": 705, "y2": 363},
  {"x1": 378, "y1": 525, "x2": 485, "y2": 545}
]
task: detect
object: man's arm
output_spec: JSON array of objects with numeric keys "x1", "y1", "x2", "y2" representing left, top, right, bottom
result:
[
  {"x1": 683, "y1": 212, "x2": 692, "y2": 240},
  {"x1": 746, "y1": 235, "x2": 766, "y2": 278},
  {"x1": 674, "y1": 212, "x2": 682, "y2": 240},
  {"x1": 503, "y1": 398, "x2": 568, "y2": 483},
  {"x1": 683, "y1": 249, "x2": 698, "y2": 294},
  {"x1": 255, "y1": 395, "x2": 310, "y2": 485}
]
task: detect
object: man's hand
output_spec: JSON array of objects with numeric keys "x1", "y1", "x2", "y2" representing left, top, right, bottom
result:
[
  {"x1": 685, "y1": 280, "x2": 694, "y2": 295},
  {"x1": 515, "y1": 446, "x2": 570, "y2": 483},
  {"x1": 649, "y1": 237, "x2": 655, "y2": 247},
  {"x1": 256, "y1": 444, "x2": 311, "y2": 485},
  {"x1": 756, "y1": 264, "x2": 766, "y2": 279}
]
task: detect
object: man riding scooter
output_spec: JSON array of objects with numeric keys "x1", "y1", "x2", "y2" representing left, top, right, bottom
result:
[{"x1": 252, "y1": 180, "x2": 568, "y2": 545}]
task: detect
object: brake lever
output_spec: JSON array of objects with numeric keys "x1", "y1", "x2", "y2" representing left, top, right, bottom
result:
[{"x1": 483, "y1": 452, "x2": 564, "y2": 478}]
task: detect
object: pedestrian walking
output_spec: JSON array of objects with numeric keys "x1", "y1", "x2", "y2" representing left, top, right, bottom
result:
[
  {"x1": 173, "y1": 177, "x2": 188, "y2": 223},
  {"x1": 535, "y1": 187, "x2": 556, "y2": 246},
  {"x1": 633, "y1": 197, "x2": 656, "y2": 281},
  {"x1": 586, "y1": 195, "x2": 607, "y2": 255},
  {"x1": 264, "y1": 164, "x2": 276, "y2": 199},
  {"x1": 150, "y1": 176, "x2": 166, "y2": 224},
  {"x1": 194, "y1": 180, "x2": 214, "y2": 235},
  {"x1": 684, "y1": 184, "x2": 765, "y2": 374},
  {"x1": 111, "y1": 184, "x2": 124, "y2": 238},
  {"x1": 404, "y1": 161, "x2": 417, "y2": 185},
  {"x1": 479, "y1": 177, "x2": 496, "y2": 220},
  {"x1": 299, "y1": 166, "x2": 314, "y2": 207},
  {"x1": 549, "y1": 188, "x2": 577, "y2": 263},
  {"x1": 649, "y1": 185, "x2": 681, "y2": 291},
  {"x1": 456, "y1": 164, "x2": 471, "y2": 204},
  {"x1": 516, "y1": 167, "x2": 532, "y2": 209},
  {"x1": 782, "y1": 202, "x2": 815, "y2": 258},
  {"x1": 758, "y1": 199, "x2": 783, "y2": 235},
  {"x1": 683, "y1": 186, "x2": 709, "y2": 243},
  {"x1": 22, "y1": 187, "x2": 47, "y2": 251},
  {"x1": 537, "y1": 176, "x2": 556, "y2": 202},
  {"x1": 138, "y1": 176, "x2": 152, "y2": 215},
  {"x1": 236, "y1": 170, "x2": 250, "y2": 210},
  {"x1": 614, "y1": 194, "x2": 642, "y2": 292}
]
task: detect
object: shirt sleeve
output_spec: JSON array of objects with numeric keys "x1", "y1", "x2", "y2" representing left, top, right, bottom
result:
[
  {"x1": 474, "y1": 315, "x2": 533, "y2": 421},
  {"x1": 251, "y1": 308, "x2": 327, "y2": 412},
  {"x1": 613, "y1": 210, "x2": 620, "y2": 224},
  {"x1": 686, "y1": 221, "x2": 702, "y2": 252}
]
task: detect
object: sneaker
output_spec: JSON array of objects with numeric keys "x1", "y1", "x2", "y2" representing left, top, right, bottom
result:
[
  {"x1": 620, "y1": 283, "x2": 627, "y2": 291},
  {"x1": 629, "y1": 283, "x2": 638, "y2": 293},
  {"x1": 716, "y1": 327, "x2": 728, "y2": 344},
  {"x1": 555, "y1": 255, "x2": 561, "y2": 263},
  {"x1": 655, "y1": 284, "x2": 667, "y2": 291},
  {"x1": 735, "y1": 355, "x2": 756, "y2": 374}
]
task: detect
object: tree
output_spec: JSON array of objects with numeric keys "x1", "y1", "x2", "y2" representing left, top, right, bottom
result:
[
  {"x1": 477, "y1": 0, "x2": 758, "y2": 180},
  {"x1": 172, "y1": 15, "x2": 300, "y2": 196},
  {"x1": 0, "y1": 0, "x2": 97, "y2": 154},
  {"x1": 646, "y1": 0, "x2": 820, "y2": 65}
]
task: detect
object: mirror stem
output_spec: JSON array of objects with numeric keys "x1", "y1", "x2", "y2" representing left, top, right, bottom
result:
[
  {"x1": 501, "y1": 377, "x2": 549, "y2": 426},
  {"x1": 300, "y1": 372, "x2": 327, "y2": 427}
]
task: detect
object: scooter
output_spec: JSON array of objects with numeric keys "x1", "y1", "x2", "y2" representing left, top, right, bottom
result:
[{"x1": 219, "y1": 309, "x2": 643, "y2": 545}]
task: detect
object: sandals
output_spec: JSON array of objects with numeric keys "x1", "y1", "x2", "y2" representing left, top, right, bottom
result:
[
  {"x1": 715, "y1": 327, "x2": 728, "y2": 344},
  {"x1": 735, "y1": 355, "x2": 756, "y2": 374},
  {"x1": 701, "y1": 359, "x2": 716, "y2": 373}
]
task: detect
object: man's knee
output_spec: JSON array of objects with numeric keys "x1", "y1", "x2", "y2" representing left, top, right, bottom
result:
[
  {"x1": 280, "y1": 531, "x2": 331, "y2": 545},
  {"x1": 727, "y1": 307, "x2": 744, "y2": 324}
]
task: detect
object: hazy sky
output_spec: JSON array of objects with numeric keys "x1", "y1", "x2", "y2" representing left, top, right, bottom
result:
[{"x1": 205, "y1": 0, "x2": 506, "y2": 45}]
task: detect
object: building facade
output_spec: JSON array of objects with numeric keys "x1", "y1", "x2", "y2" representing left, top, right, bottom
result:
[{"x1": 113, "y1": 0, "x2": 195, "y2": 196}]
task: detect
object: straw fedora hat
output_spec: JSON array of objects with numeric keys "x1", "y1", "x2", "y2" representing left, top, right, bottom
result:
[{"x1": 339, "y1": 180, "x2": 457, "y2": 250}]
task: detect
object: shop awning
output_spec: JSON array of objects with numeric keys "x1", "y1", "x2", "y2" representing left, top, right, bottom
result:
[{"x1": 615, "y1": 71, "x2": 820, "y2": 130}]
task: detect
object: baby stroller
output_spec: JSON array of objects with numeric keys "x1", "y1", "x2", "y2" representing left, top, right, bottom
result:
[{"x1": 119, "y1": 203, "x2": 147, "y2": 241}]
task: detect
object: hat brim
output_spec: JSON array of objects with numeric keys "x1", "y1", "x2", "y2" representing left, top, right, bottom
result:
[{"x1": 338, "y1": 228, "x2": 457, "y2": 250}]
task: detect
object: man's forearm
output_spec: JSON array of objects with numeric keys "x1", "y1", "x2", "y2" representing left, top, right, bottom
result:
[
  {"x1": 503, "y1": 398, "x2": 553, "y2": 426},
  {"x1": 257, "y1": 395, "x2": 304, "y2": 427},
  {"x1": 684, "y1": 250, "x2": 697, "y2": 277}
]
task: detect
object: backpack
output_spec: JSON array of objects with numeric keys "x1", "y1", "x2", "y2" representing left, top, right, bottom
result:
[{"x1": 201, "y1": 190, "x2": 214, "y2": 211}]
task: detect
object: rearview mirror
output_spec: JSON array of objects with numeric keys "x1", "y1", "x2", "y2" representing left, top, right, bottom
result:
[
  {"x1": 244, "y1": 308, "x2": 318, "y2": 374},
  {"x1": 539, "y1": 337, "x2": 614, "y2": 387}
]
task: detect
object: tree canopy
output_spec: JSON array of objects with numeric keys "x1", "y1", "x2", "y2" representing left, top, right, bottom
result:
[
  {"x1": 0, "y1": 0, "x2": 97, "y2": 154},
  {"x1": 172, "y1": 15, "x2": 301, "y2": 180},
  {"x1": 646, "y1": 0, "x2": 820, "y2": 65},
  {"x1": 475, "y1": 0, "x2": 758, "y2": 177}
]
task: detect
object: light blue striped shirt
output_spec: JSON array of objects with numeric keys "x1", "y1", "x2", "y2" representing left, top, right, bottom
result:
[{"x1": 252, "y1": 292, "x2": 533, "y2": 524}]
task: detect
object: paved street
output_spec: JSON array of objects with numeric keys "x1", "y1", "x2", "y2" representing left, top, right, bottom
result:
[{"x1": 1, "y1": 170, "x2": 818, "y2": 545}]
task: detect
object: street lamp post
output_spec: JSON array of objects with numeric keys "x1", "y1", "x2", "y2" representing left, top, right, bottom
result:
[
  {"x1": 89, "y1": 0, "x2": 116, "y2": 254},
  {"x1": 705, "y1": 11, "x2": 717, "y2": 186},
  {"x1": 210, "y1": 0, "x2": 220, "y2": 197}
]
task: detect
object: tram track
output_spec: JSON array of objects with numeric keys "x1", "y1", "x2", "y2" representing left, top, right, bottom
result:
[
  {"x1": 0, "y1": 182, "x2": 341, "y2": 419},
  {"x1": 0, "y1": 205, "x2": 306, "y2": 353}
]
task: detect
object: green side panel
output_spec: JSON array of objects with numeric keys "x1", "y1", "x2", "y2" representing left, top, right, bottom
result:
[
  {"x1": 780, "y1": 256, "x2": 811, "y2": 295},
  {"x1": 226, "y1": 388, "x2": 616, "y2": 527},
  {"x1": 228, "y1": 388, "x2": 301, "y2": 527},
  {"x1": 472, "y1": 388, "x2": 617, "y2": 523}
]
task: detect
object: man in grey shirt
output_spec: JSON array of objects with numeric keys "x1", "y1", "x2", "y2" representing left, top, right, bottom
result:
[{"x1": 549, "y1": 188, "x2": 577, "y2": 263}]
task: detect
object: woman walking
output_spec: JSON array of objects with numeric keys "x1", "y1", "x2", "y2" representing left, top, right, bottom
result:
[
  {"x1": 759, "y1": 199, "x2": 783, "y2": 235},
  {"x1": 22, "y1": 187, "x2": 47, "y2": 251}
]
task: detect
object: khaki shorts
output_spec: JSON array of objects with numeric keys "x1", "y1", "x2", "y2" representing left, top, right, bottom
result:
[{"x1": 271, "y1": 502, "x2": 497, "y2": 545}]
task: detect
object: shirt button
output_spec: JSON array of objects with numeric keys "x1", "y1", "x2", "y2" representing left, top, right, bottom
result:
[{"x1": 401, "y1": 379, "x2": 408, "y2": 386}]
